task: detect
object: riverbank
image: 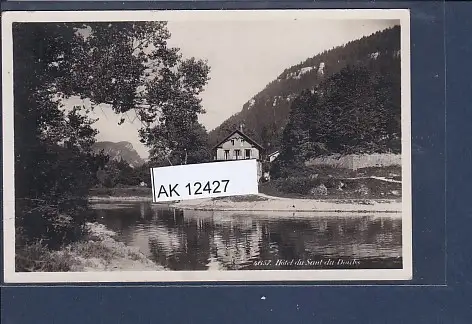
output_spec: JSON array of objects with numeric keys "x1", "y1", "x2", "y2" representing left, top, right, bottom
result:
[
  {"x1": 89, "y1": 192, "x2": 402, "y2": 213},
  {"x1": 69, "y1": 223, "x2": 164, "y2": 271},
  {"x1": 89, "y1": 187, "x2": 153, "y2": 202},
  {"x1": 89, "y1": 196, "x2": 153, "y2": 202},
  {"x1": 16, "y1": 223, "x2": 164, "y2": 272},
  {"x1": 88, "y1": 175, "x2": 402, "y2": 212},
  {"x1": 89, "y1": 167, "x2": 402, "y2": 204},
  {"x1": 169, "y1": 194, "x2": 402, "y2": 213},
  {"x1": 259, "y1": 167, "x2": 402, "y2": 200}
]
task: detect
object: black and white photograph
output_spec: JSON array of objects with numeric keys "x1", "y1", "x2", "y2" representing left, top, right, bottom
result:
[{"x1": 2, "y1": 9, "x2": 411, "y2": 282}]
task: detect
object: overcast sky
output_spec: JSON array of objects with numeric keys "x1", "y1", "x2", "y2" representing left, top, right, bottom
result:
[{"x1": 64, "y1": 19, "x2": 398, "y2": 159}]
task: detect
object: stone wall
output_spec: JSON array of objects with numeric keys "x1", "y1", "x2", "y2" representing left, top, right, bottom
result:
[{"x1": 305, "y1": 153, "x2": 401, "y2": 170}]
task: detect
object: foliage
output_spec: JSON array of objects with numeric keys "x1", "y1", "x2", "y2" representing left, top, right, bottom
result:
[
  {"x1": 133, "y1": 162, "x2": 153, "y2": 186},
  {"x1": 14, "y1": 146, "x2": 106, "y2": 248},
  {"x1": 273, "y1": 177, "x2": 321, "y2": 195},
  {"x1": 95, "y1": 160, "x2": 156, "y2": 189},
  {"x1": 15, "y1": 223, "x2": 152, "y2": 272},
  {"x1": 272, "y1": 64, "x2": 400, "y2": 178},
  {"x1": 13, "y1": 21, "x2": 210, "y2": 255},
  {"x1": 259, "y1": 173, "x2": 401, "y2": 199},
  {"x1": 96, "y1": 158, "x2": 141, "y2": 188},
  {"x1": 314, "y1": 65, "x2": 400, "y2": 154},
  {"x1": 15, "y1": 241, "x2": 77, "y2": 272},
  {"x1": 144, "y1": 121, "x2": 212, "y2": 166},
  {"x1": 273, "y1": 90, "x2": 320, "y2": 173},
  {"x1": 89, "y1": 186, "x2": 152, "y2": 198},
  {"x1": 270, "y1": 155, "x2": 309, "y2": 180}
]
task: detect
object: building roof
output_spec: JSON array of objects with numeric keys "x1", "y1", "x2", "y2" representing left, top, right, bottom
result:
[{"x1": 213, "y1": 129, "x2": 264, "y2": 150}]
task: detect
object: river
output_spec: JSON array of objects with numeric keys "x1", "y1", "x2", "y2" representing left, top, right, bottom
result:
[{"x1": 91, "y1": 202, "x2": 402, "y2": 271}]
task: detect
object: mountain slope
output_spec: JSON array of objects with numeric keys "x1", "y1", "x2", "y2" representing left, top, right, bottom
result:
[
  {"x1": 92, "y1": 141, "x2": 145, "y2": 167},
  {"x1": 208, "y1": 26, "x2": 401, "y2": 154}
]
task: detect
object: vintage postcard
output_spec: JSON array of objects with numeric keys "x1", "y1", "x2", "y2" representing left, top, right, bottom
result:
[{"x1": 2, "y1": 9, "x2": 411, "y2": 283}]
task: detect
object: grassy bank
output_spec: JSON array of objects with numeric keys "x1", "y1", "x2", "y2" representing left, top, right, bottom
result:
[
  {"x1": 89, "y1": 187, "x2": 152, "y2": 197},
  {"x1": 168, "y1": 166, "x2": 403, "y2": 212},
  {"x1": 87, "y1": 166, "x2": 402, "y2": 203},
  {"x1": 88, "y1": 187, "x2": 153, "y2": 202},
  {"x1": 260, "y1": 166, "x2": 402, "y2": 200},
  {"x1": 212, "y1": 195, "x2": 269, "y2": 202},
  {"x1": 16, "y1": 223, "x2": 163, "y2": 272}
]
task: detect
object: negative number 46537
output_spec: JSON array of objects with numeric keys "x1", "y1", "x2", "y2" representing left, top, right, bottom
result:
[{"x1": 185, "y1": 180, "x2": 229, "y2": 195}]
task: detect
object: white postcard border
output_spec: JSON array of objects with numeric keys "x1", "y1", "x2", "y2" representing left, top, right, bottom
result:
[{"x1": 2, "y1": 9, "x2": 412, "y2": 283}]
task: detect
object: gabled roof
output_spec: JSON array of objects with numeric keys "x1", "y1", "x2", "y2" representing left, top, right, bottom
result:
[{"x1": 213, "y1": 129, "x2": 264, "y2": 150}]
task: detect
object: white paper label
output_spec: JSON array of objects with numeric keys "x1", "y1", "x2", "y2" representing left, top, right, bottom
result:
[{"x1": 150, "y1": 159, "x2": 259, "y2": 202}]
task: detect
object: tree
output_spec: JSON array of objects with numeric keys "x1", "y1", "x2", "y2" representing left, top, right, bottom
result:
[
  {"x1": 280, "y1": 91, "x2": 318, "y2": 158},
  {"x1": 59, "y1": 22, "x2": 211, "y2": 138},
  {"x1": 96, "y1": 158, "x2": 139, "y2": 188},
  {"x1": 13, "y1": 23, "x2": 108, "y2": 249},
  {"x1": 134, "y1": 162, "x2": 153, "y2": 187},
  {"x1": 321, "y1": 65, "x2": 396, "y2": 154},
  {"x1": 272, "y1": 63, "x2": 401, "y2": 178},
  {"x1": 13, "y1": 22, "x2": 211, "y2": 255},
  {"x1": 260, "y1": 125, "x2": 271, "y2": 150},
  {"x1": 260, "y1": 122, "x2": 281, "y2": 153},
  {"x1": 145, "y1": 121, "x2": 211, "y2": 166},
  {"x1": 270, "y1": 90, "x2": 319, "y2": 178}
]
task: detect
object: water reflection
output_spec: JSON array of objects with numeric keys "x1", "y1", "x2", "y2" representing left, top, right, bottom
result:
[{"x1": 92, "y1": 202, "x2": 402, "y2": 271}]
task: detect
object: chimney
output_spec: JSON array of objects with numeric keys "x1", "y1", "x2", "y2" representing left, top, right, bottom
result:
[{"x1": 239, "y1": 124, "x2": 244, "y2": 132}]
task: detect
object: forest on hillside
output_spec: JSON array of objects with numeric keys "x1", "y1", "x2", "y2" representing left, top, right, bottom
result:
[
  {"x1": 209, "y1": 26, "x2": 401, "y2": 155},
  {"x1": 271, "y1": 64, "x2": 400, "y2": 179}
]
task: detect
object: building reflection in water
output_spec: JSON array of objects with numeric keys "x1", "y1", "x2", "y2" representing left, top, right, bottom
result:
[{"x1": 94, "y1": 202, "x2": 403, "y2": 271}]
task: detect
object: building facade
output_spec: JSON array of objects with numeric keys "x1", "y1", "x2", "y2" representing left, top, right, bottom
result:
[{"x1": 213, "y1": 129, "x2": 263, "y2": 180}]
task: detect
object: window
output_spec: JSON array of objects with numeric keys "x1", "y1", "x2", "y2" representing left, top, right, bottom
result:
[
  {"x1": 224, "y1": 150, "x2": 230, "y2": 160},
  {"x1": 245, "y1": 149, "x2": 251, "y2": 159},
  {"x1": 231, "y1": 139, "x2": 235, "y2": 146},
  {"x1": 234, "y1": 149, "x2": 241, "y2": 159}
]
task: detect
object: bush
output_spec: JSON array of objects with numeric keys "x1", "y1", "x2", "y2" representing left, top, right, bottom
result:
[
  {"x1": 15, "y1": 242, "x2": 76, "y2": 272},
  {"x1": 16, "y1": 198, "x2": 92, "y2": 250},
  {"x1": 273, "y1": 177, "x2": 321, "y2": 195},
  {"x1": 324, "y1": 177, "x2": 338, "y2": 189},
  {"x1": 259, "y1": 176, "x2": 269, "y2": 183},
  {"x1": 270, "y1": 159, "x2": 314, "y2": 179},
  {"x1": 72, "y1": 240, "x2": 116, "y2": 261}
]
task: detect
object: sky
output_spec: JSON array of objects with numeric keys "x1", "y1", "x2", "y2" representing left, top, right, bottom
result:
[{"x1": 63, "y1": 19, "x2": 398, "y2": 159}]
